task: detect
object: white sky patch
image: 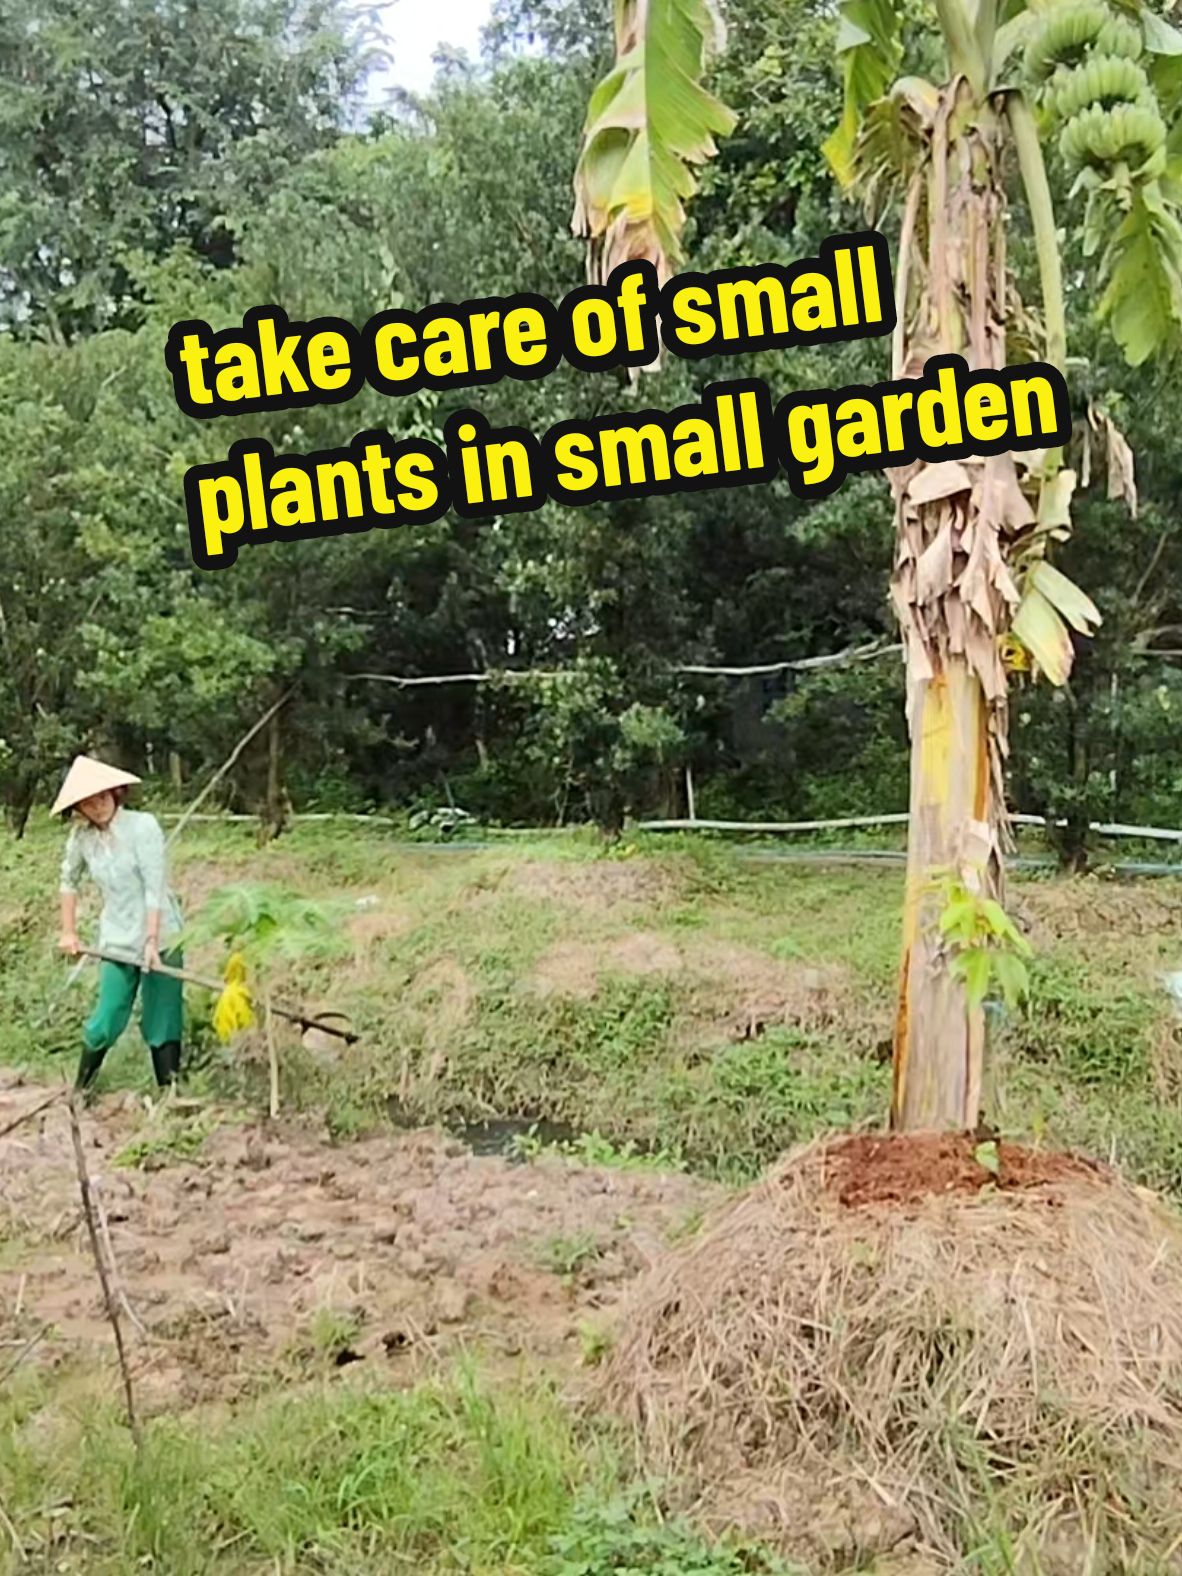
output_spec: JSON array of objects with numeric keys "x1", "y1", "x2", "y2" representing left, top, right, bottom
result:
[{"x1": 366, "y1": 0, "x2": 495, "y2": 102}]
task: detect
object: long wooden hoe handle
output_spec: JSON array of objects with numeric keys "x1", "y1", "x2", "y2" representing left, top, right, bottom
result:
[{"x1": 72, "y1": 947, "x2": 360, "y2": 1044}]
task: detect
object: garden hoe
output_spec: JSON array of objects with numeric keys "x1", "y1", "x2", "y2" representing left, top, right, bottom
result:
[{"x1": 59, "y1": 946, "x2": 360, "y2": 1047}]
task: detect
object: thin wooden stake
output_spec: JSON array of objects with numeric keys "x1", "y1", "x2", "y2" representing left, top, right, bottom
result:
[
  {"x1": 0, "y1": 1323, "x2": 47, "y2": 1386},
  {"x1": 66, "y1": 1092, "x2": 141, "y2": 1451},
  {"x1": 93, "y1": 1181, "x2": 149, "y2": 1340},
  {"x1": 168, "y1": 686, "x2": 295, "y2": 847},
  {"x1": 265, "y1": 996, "x2": 279, "y2": 1120},
  {"x1": 0, "y1": 1090, "x2": 61, "y2": 1142}
]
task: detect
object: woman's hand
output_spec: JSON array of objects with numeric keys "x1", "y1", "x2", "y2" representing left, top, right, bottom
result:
[
  {"x1": 59, "y1": 932, "x2": 81, "y2": 958},
  {"x1": 143, "y1": 939, "x2": 161, "y2": 972}
]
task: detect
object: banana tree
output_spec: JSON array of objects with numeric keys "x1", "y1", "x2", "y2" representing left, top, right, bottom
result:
[{"x1": 573, "y1": 0, "x2": 1182, "y2": 1129}]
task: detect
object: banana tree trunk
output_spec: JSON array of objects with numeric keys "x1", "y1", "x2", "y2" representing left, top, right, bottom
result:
[
  {"x1": 893, "y1": 660, "x2": 991, "y2": 1128},
  {"x1": 889, "y1": 80, "x2": 1019, "y2": 1131}
]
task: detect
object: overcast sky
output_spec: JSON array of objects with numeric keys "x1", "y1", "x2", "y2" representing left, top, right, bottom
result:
[{"x1": 368, "y1": 0, "x2": 495, "y2": 101}]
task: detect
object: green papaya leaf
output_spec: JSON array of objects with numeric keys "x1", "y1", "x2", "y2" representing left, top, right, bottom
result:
[
  {"x1": 952, "y1": 948, "x2": 993, "y2": 1010},
  {"x1": 992, "y1": 952, "x2": 1031, "y2": 1010},
  {"x1": 939, "y1": 895, "x2": 979, "y2": 942}
]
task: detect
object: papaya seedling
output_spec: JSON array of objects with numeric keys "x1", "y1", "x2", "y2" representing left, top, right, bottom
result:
[{"x1": 179, "y1": 884, "x2": 350, "y2": 1118}]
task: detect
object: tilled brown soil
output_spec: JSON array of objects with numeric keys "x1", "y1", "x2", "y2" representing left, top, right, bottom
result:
[{"x1": 0, "y1": 1071, "x2": 719, "y2": 1414}]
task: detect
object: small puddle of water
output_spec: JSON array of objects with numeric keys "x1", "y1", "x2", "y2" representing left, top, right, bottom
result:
[
  {"x1": 385, "y1": 1099, "x2": 578, "y2": 1160},
  {"x1": 452, "y1": 1116, "x2": 580, "y2": 1158}
]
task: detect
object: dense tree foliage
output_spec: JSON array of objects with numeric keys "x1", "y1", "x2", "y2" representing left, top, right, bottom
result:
[
  {"x1": 0, "y1": 0, "x2": 1177, "y2": 853},
  {"x1": 0, "y1": 0, "x2": 368, "y2": 335}
]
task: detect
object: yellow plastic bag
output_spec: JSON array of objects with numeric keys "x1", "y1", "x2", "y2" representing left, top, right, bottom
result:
[{"x1": 212, "y1": 951, "x2": 256, "y2": 1042}]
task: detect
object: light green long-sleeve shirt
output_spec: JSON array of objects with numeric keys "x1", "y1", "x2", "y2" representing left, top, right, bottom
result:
[{"x1": 59, "y1": 809, "x2": 184, "y2": 964}]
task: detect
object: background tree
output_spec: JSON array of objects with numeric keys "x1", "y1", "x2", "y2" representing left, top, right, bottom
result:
[
  {"x1": 0, "y1": 0, "x2": 370, "y2": 336},
  {"x1": 2, "y1": 0, "x2": 1181, "y2": 870}
]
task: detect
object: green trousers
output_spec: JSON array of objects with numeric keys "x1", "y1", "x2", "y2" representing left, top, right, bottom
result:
[{"x1": 77, "y1": 952, "x2": 184, "y2": 1090}]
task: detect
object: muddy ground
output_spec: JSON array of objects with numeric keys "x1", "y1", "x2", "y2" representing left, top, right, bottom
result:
[{"x1": 0, "y1": 1070, "x2": 720, "y2": 1415}]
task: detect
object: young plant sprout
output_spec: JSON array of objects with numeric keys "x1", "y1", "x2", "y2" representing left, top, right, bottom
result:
[{"x1": 182, "y1": 885, "x2": 350, "y2": 1118}]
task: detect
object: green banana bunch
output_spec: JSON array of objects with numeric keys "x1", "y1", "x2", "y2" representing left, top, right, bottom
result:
[
  {"x1": 1024, "y1": 2, "x2": 1113, "y2": 80},
  {"x1": 1043, "y1": 55, "x2": 1153, "y2": 124},
  {"x1": 1025, "y1": 2, "x2": 1165, "y2": 183},
  {"x1": 1059, "y1": 99, "x2": 1165, "y2": 177}
]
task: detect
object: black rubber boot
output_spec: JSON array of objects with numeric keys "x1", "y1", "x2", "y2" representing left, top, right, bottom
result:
[
  {"x1": 150, "y1": 1041, "x2": 182, "y2": 1088},
  {"x1": 75, "y1": 1045, "x2": 107, "y2": 1094}
]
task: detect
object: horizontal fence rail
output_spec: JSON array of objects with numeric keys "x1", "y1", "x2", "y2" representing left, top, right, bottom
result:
[
  {"x1": 635, "y1": 813, "x2": 1182, "y2": 843},
  {"x1": 347, "y1": 639, "x2": 903, "y2": 687},
  {"x1": 147, "y1": 809, "x2": 1182, "y2": 845}
]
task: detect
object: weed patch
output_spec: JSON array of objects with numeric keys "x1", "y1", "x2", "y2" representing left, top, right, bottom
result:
[
  {"x1": 510, "y1": 1126, "x2": 687, "y2": 1173},
  {"x1": 112, "y1": 1111, "x2": 216, "y2": 1170},
  {"x1": 547, "y1": 1487, "x2": 801, "y2": 1574},
  {"x1": 1016, "y1": 954, "x2": 1159, "y2": 1086},
  {"x1": 0, "y1": 1364, "x2": 790, "y2": 1575},
  {"x1": 535, "y1": 1230, "x2": 605, "y2": 1278}
]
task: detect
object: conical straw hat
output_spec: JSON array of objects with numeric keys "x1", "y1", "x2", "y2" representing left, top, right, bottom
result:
[{"x1": 50, "y1": 756, "x2": 141, "y2": 817}]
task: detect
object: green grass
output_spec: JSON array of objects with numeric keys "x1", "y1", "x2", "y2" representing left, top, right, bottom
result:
[
  {"x1": 278, "y1": 1305, "x2": 367, "y2": 1372},
  {"x1": 8, "y1": 821, "x2": 1182, "y2": 1569},
  {"x1": 5, "y1": 820, "x2": 1182, "y2": 1190},
  {"x1": 112, "y1": 1108, "x2": 218, "y2": 1170},
  {"x1": 0, "y1": 1363, "x2": 795, "y2": 1575},
  {"x1": 509, "y1": 1126, "x2": 688, "y2": 1172},
  {"x1": 534, "y1": 1229, "x2": 605, "y2": 1278}
]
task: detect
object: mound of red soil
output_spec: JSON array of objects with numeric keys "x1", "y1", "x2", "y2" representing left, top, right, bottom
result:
[{"x1": 822, "y1": 1131, "x2": 1106, "y2": 1208}]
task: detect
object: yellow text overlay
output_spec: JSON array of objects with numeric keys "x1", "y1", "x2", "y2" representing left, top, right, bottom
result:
[
  {"x1": 165, "y1": 229, "x2": 1072, "y2": 571},
  {"x1": 187, "y1": 355, "x2": 1070, "y2": 570}
]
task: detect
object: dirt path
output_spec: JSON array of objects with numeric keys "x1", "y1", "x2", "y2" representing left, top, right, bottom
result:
[{"x1": 0, "y1": 1071, "x2": 720, "y2": 1414}]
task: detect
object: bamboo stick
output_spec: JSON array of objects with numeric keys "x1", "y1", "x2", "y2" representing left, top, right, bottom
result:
[
  {"x1": 0, "y1": 1325, "x2": 47, "y2": 1386},
  {"x1": 66, "y1": 1091, "x2": 141, "y2": 1451},
  {"x1": 0, "y1": 1089, "x2": 61, "y2": 1142},
  {"x1": 94, "y1": 1180, "x2": 149, "y2": 1340},
  {"x1": 167, "y1": 686, "x2": 295, "y2": 847},
  {"x1": 264, "y1": 997, "x2": 280, "y2": 1120}
]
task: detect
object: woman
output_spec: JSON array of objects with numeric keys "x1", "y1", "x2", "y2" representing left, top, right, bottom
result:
[{"x1": 53, "y1": 755, "x2": 185, "y2": 1094}]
